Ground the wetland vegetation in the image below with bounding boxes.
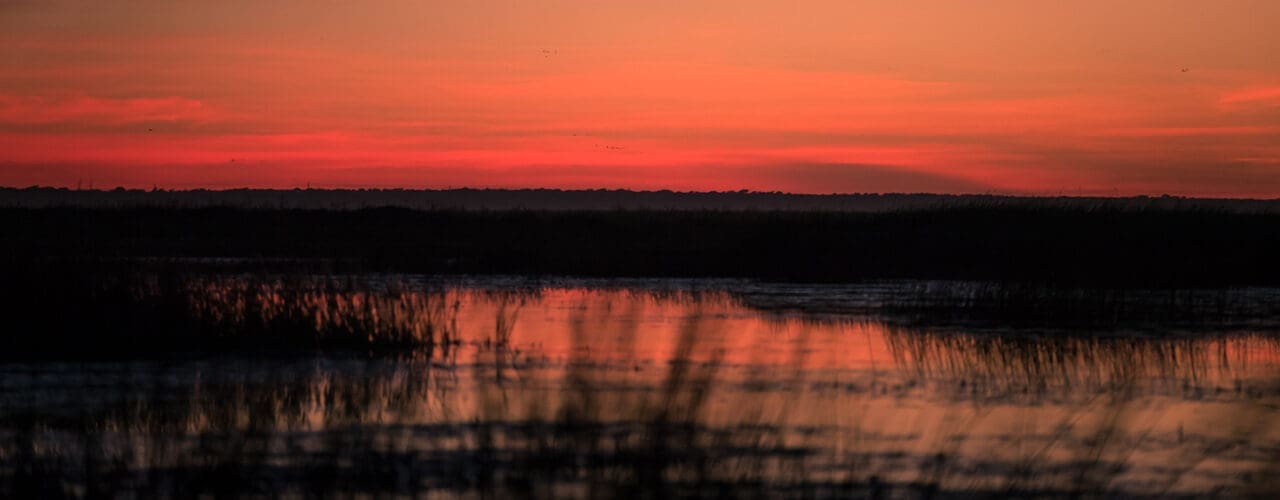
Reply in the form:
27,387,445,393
3,190,1280,497
2,271,1280,497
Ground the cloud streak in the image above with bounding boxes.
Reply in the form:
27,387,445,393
1,1,1279,195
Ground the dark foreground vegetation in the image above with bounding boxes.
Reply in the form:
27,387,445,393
4,193,1280,497
0,264,466,358
4,205,1280,286
3,277,1279,498
4,264,1279,361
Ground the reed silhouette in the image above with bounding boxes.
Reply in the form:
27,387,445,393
2,285,1279,497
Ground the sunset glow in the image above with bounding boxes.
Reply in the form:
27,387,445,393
2,1,1279,195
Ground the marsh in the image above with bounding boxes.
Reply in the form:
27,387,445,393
3,275,1279,498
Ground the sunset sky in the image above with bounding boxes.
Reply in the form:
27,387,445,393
2,1,1278,196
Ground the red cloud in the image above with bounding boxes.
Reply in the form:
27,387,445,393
1219,86,1280,106
0,95,210,125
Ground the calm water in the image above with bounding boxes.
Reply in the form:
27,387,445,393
3,280,1280,497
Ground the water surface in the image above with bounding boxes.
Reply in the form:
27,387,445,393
3,281,1279,497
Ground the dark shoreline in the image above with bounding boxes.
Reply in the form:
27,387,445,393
5,186,1280,212
5,204,1280,287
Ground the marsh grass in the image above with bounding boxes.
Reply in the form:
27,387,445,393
883,326,1280,399
183,275,468,353
2,272,1280,497
4,331,1274,498
0,264,479,358
733,281,1280,331
5,261,1278,361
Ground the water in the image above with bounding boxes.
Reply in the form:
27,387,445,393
3,281,1279,497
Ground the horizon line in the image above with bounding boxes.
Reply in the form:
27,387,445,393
4,185,1280,202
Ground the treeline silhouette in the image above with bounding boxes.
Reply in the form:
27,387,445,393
4,205,1280,287
5,186,1280,212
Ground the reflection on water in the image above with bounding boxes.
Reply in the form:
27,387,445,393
3,283,1280,497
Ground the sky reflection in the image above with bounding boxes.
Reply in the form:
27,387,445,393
3,284,1280,496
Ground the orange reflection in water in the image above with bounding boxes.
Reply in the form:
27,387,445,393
453,288,896,369
411,287,1280,387
400,287,1280,493
18,281,1275,496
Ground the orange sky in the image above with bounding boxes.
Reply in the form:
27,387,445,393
2,1,1279,196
